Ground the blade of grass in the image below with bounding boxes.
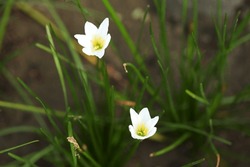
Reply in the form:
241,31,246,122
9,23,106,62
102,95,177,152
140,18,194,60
36,97,63,135
150,133,190,157
67,121,78,167
0,140,39,154
24,146,54,166
158,61,179,122
135,5,150,50
0,126,38,136
81,151,101,167
153,0,170,65
0,0,14,50
0,100,64,117
8,153,37,167
233,11,250,40
0,67,32,104
46,24,68,108
43,0,96,113
230,33,250,51
208,120,220,167
181,158,205,167
35,43,76,68
123,63,160,103
102,0,146,72
185,89,209,105
162,122,231,145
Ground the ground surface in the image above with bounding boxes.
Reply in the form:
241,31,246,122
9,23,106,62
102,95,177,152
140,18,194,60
1,0,250,166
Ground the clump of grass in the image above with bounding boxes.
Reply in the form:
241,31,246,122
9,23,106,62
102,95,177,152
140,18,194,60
1,0,250,166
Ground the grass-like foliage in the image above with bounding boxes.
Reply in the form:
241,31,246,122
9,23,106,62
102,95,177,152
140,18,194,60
1,0,250,166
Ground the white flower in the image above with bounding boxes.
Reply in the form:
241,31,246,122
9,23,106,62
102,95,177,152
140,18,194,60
129,107,159,140
74,18,111,59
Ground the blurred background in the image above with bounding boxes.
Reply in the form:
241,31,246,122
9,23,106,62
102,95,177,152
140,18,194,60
1,0,250,166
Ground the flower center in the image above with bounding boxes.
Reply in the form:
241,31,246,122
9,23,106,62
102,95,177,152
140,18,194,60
92,35,105,51
136,123,148,137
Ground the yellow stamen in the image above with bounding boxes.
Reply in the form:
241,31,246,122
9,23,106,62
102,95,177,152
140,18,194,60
136,123,148,137
91,35,105,51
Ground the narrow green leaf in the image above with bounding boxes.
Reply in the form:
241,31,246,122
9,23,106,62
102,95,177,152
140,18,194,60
102,0,146,72
150,133,190,157
0,0,14,50
0,100,64,117
46,25,68,108
181,158,205,167
0,126,38,136
185,89,209,105
0,140,39,154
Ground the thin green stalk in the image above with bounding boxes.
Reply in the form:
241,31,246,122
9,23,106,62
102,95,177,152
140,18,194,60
82,152,101,167
0,67,32,104
135,5,150,49
67,121,77,167
149,23,161,61
36,97,64,136
185,89,209,105
208,120,220,163
216,0,222,26
46,25,68,108
181,158,205,167
124,62,166,109
119,140,140,166
0,126,38,136
158,61,179,122
150,133,190,157
157,0,170,64
8,153,37,167
163,122,231,145
207,93,223,118
0,100,64,117
135,76,149,108
233,11,250,39
100,61,115,120
231,33,250,51
102,0,146,71
43,0,96,114
0,0,14,50
74,0,89,20
192,0,198,39
25,146,54,166
181,0,189,29
0,140,39,154
123,63,152,92
35,43,76,67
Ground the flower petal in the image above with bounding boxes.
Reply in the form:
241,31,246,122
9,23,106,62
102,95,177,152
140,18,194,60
130,108,139,127
139,107,151,122
85,21,97,36
82,47,93,56
98,18,109,35
146,116,159,130
128,125,137,139
147,127,157,138
103,34,111,49
74,34,91,48
94,49,105,59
